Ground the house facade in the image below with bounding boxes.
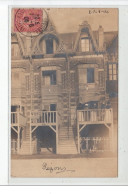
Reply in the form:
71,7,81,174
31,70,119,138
11,19,118,155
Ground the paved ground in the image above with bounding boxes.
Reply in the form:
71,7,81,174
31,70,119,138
11,157,117,178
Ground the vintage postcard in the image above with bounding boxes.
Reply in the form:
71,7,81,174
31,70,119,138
11,8,118,178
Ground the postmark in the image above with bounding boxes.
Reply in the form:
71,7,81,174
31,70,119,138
14,8,48,37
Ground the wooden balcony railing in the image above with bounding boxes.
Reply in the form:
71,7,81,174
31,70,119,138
11,112,26,126
77,108,113,124
31,111,57,125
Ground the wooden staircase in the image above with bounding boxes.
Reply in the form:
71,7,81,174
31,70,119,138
19,124,37,155
19,126,31,155
58,127,77,154
58,92,78,154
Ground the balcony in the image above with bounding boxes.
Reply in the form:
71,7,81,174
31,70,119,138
30,111,58,126
11,112,26,127
77,108,113,125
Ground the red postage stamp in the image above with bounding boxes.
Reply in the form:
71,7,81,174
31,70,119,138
14,8,43,33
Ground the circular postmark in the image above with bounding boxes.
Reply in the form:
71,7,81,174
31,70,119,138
14,8,48,37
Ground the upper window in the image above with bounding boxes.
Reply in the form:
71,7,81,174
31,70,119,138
81,38,90,52
39,34,59,55
87,68,94,83
42,70,56,85
46,39,53,54
108,64,117,80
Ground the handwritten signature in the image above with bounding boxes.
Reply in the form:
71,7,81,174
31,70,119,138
89,9,109,14
42,162,75,174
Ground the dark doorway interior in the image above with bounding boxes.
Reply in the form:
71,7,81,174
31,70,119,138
36,126,56,154
80,124,109,137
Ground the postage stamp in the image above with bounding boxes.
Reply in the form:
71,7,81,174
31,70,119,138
14,8,48,36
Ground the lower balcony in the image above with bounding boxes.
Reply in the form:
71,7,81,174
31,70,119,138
77,108,113,125
11,112,26,127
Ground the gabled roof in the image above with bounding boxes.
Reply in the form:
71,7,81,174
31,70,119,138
58,30,118,51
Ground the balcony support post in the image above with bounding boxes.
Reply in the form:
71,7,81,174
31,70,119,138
111,109,114,152
17,113,20,154
30,113,32,154
56,114,58,154
77,111,80,154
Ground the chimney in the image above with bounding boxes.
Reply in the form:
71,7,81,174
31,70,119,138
98,25,104,52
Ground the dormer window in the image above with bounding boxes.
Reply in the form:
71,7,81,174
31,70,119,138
46,38,53,54
80,33,90,52
39,34,59,55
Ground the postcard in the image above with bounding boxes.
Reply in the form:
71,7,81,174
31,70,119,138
10,8,118,178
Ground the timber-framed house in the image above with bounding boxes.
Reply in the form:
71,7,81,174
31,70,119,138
11,18,118,155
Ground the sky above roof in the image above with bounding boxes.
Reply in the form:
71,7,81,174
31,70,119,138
47,8,118,33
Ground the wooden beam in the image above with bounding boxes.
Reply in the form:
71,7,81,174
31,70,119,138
17,126,20,154
77,111,80,154
30,122,32,154
31,125,38,134
79,124,87,132
56,115,58,154
104,123,111,130
11,126,18,134
49,125,56,133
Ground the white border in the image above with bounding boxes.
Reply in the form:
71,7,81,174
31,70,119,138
0,0,128,185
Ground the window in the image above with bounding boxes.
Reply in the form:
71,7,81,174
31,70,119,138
81,37,90,52
50,104,56,111
108,64,117,80
87,68,94,83
42,70,56,85
46,39,53,54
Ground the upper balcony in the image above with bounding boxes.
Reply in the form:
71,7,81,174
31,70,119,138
11,112,26,127
77,108,113,125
